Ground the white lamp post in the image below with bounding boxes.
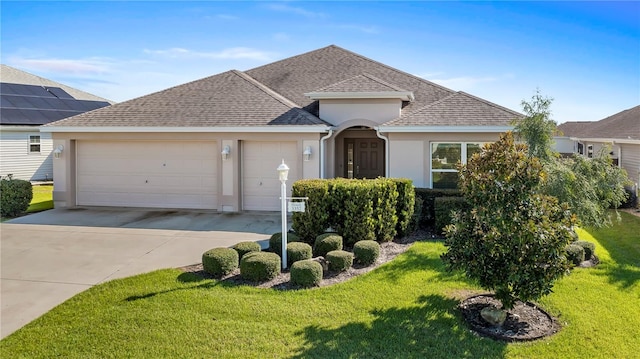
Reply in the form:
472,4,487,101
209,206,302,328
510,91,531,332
277,159,290,269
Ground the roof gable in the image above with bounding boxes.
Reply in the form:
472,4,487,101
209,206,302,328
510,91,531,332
559,105,640,140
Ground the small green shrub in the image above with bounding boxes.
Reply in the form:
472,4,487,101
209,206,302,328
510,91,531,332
202,248,239,277
0,178,33,217
565,244,585,266
269,232,300,255
314,233,343,257
287,242,313,267
353,240,380,266
414,187,462,227
232,241,261,259
240,252,281,282
290,260,323,287
435,197,469,233
574,240,595,260
326,250,354,272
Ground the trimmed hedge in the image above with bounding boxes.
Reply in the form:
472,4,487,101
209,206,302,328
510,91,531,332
574,240,595,260
565,244,585,266
620,185,638,209
290,260,323,287
202,248,239,277
269,232,300,255
292,178,413,245
232,241,261,259
240,252,281,282
314,233,343,257
0,178,33,217
414,188,463,227
326,250,354,272
287,242,313,267
353,240,380,266
434,196,469,233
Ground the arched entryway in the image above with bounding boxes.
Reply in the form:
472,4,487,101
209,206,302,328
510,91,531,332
334,126,385,179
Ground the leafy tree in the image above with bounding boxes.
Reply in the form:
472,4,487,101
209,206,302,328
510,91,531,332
513,89,557,161
441,132,577,310
515,90,629,227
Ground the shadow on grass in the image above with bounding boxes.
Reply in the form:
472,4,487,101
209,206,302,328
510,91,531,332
292,294,506,359
124,272,237,302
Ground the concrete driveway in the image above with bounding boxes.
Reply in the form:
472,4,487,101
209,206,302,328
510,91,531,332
0,208,282,339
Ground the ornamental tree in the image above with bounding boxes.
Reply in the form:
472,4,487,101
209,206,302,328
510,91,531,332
441,132,577,310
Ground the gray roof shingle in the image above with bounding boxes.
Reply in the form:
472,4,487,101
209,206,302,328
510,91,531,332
558,105,640,140
311,73,409,93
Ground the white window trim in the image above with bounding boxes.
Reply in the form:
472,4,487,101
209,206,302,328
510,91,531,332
28,135,41,154
430,142,485,188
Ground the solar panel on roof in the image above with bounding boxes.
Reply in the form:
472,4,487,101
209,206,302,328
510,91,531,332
47,87,74,99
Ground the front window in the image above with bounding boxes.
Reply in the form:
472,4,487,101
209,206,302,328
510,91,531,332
29,135,41,153
431,142,484,189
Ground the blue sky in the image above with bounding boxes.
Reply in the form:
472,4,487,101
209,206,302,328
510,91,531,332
2,1,638,123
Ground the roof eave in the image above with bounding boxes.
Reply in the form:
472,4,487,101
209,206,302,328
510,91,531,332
569,136,640,145
39,125,332,133
304,91,415,101
376,125,514,133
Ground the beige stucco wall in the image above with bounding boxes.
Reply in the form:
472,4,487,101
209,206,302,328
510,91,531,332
51,132,322,211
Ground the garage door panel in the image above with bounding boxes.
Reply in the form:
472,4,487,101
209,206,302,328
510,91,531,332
77,141,218,209
243,141,297,211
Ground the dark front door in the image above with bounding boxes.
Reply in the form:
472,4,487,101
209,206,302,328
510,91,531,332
345,138,385,179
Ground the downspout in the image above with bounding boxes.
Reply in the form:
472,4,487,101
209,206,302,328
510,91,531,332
375,127,390,177
319,129,333,179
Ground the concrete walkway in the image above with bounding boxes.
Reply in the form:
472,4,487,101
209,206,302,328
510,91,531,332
0,208,282,339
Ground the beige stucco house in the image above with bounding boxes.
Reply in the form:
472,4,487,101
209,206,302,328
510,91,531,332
557,105,640,190
42,45,520,212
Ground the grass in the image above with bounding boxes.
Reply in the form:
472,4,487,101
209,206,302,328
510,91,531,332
1,213,638,358
26,185,53,213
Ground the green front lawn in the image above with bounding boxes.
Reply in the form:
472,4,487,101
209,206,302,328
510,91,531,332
1,213,638,358
27,185,53,213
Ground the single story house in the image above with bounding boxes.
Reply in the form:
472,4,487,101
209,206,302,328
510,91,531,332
43,45,521,212
557,105,640,189
0,65,112,181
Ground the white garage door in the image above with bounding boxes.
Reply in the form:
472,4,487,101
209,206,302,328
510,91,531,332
243,141,297,211
77,141,217,209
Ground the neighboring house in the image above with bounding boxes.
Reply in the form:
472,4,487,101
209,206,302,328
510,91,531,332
557,105,640,188
0,65,112,181
43,45,521,212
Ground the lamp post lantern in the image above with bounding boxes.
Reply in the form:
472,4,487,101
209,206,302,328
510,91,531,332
277,159,290,269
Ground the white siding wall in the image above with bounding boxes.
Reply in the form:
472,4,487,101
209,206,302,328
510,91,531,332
319,99,401,126
0,127,53,181
620,143,640,187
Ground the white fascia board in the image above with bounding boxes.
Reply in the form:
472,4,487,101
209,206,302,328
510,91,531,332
376,125,514,133
304,91,415,101
573,137,640,145
40,126,333,133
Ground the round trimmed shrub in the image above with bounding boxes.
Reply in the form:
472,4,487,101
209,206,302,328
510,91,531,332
565,244,585,266
574,240,595,260
290,260,323,287
0,178,33,218
314,233,343,257
202,247,239,277
353,240,380,266
287,242,313,267
240,252,281,282
326,250,354,272
269,232,300,255
233,241,261,259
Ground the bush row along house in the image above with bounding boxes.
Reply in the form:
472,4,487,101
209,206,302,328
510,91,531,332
43,45,524,211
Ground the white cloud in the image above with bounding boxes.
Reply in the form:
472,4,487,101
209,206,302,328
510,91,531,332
215,14,239,20
8,57,111,75
429,76,498,90
143,47,275,61
273,32,291,41
265,3,326,18
335,24,379,34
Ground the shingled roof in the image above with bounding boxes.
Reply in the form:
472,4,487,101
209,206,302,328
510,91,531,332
383,91,521,127
558,105,640,140
46,70,326,128
46,45,520,129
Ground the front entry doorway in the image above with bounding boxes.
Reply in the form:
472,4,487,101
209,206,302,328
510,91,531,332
344,138,385,179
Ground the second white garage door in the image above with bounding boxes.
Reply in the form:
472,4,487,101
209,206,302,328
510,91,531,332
243,141,297,211
77,141,218,209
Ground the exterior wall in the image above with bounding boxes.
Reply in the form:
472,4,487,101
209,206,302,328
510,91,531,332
50,132,322,211
620,143,640,188
319,99,402,127
553,136,576,155
387,132,505,188
0,126,53,181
